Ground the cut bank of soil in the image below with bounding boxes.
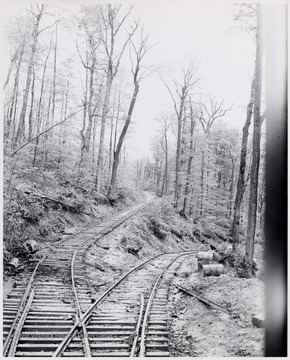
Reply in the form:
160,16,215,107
83,205,199,300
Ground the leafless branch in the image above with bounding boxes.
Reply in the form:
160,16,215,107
9,107,84,158
163,80,179,117
76,41,91,70
38,19,60,35
113,5,134,37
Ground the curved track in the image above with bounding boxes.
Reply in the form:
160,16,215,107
3,196,153,357
3,195,199,357
53,252,196,357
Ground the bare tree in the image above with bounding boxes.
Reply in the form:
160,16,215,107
164,66,199,207
32,35,53,166
198,97,231,216
182,98,196,216
231,72,255,249
14,5,47,147
159,115,170,196
28,67,36,142
77,36,101,169
95,4,138,190
245,4,265,273
109,31,151,196
5,41,25,140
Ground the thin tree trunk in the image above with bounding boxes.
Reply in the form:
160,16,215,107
161,135,168,196
113,95,120,154
109,84,139,196
228,157,235,218
6,43,25,140
95,67,113,190
44,84,53,168
3,49,19,90
109,114,114,175
79,59,89,174
14,6,45,146
33,42,52,167
182,101,196,215
51,23,58,131
28,68,36,142
57,91,65,166
84,57,96,153
174,95,186,207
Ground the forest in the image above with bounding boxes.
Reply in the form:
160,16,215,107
3,3,265,278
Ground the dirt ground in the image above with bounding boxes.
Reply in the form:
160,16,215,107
3,197,265,357
167,255,265,357
83,203,199,300
83,203,265,357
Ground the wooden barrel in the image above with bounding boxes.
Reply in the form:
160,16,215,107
213,251,222,262
197,251,214,261
202,264,224,276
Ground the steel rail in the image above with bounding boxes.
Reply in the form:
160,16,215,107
52,251,196,357
130,294,144,357
175,284,232,314
139,252,193,357
3,196,152,357
3,249,50,356
65,196,154,357
71,250,91,357
7,290,35,357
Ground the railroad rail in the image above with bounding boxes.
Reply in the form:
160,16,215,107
3,194,154,357
3,194,199,357
52,252,197,357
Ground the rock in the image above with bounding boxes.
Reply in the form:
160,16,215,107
24,240,39,253
9,257,19,269
63,227,77,235
251,314,265,328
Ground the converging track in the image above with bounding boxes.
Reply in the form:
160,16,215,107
3,195,198,357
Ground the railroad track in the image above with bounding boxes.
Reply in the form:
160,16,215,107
3,194,199,357
3,195,153,357
53,252,197,358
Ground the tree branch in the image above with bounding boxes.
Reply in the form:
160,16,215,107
9,107,84,158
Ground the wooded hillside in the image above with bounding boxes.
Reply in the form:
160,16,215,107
4,4,266,276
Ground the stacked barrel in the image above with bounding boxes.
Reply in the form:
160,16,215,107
197,251,225,277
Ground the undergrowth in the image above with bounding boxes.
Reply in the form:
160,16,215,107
3,164,144,266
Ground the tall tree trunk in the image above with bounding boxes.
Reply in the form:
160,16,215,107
109,83,139,196
200,148,205,217
28,68,35,142
113,96,120,154
84,57,96,153
51,23,58,130
33,43,52,167
231,74,255,250
95,66,113,190
6,43,25,140
174,94,186,207
245,4,263,272
161,133,168,196
44,84,53,169
182,101,196,215
79,60,89,175
109,114,114,175
14,6,45,146
227,157,236,218
109,94,119,175
3,49,19,90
